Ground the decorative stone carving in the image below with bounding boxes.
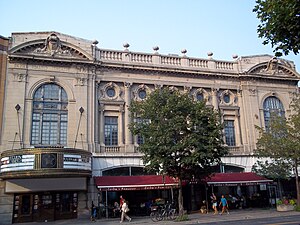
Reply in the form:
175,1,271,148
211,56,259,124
248,57,296,77
14,73,27,82
133,84,151,101
77,66,88,73
99,82,122,100
168,86,178,92
124,82,132,88
34,33,71,57
193,88,211,104
249,89,256,95
264,57,278,75
183,86,192,93
219,90,238,106
76,77,86,86
154,84,163,90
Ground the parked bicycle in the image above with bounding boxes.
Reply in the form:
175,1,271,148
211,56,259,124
150,202,177,222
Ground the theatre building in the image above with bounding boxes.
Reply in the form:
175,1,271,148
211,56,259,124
0,31,299,224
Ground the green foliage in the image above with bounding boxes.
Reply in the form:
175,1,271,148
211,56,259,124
129,87,228,181
252,159,292,180
295,205,300,211
253,0,300,56
255,93,300,206
175,214,189,222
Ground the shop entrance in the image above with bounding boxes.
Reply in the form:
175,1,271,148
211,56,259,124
12,192,78,223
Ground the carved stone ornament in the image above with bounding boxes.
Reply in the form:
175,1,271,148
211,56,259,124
76,77,86,86
264,57,278,75
248,57,297,77
219,90,238,106
99,82,122,100
14,73,27,82
34,33,71,57
133,84,151,101
193,88,211,104
154,84,163,90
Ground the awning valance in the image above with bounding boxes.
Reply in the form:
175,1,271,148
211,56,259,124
206,172,273,186
94,175,178,191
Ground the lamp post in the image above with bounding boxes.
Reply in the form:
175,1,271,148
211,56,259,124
15,104,22,148
74,107,84,148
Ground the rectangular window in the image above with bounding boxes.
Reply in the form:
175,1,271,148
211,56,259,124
104,116,118,146
224,120,236,146
31,113,40,145
136,118,146,145
41,114,58,145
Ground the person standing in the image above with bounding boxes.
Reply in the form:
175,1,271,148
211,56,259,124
211,193,218,215
120,199,132,223
219,195,229,215
91,201,97,222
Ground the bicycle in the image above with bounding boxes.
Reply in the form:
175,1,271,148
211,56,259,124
150,205,161,222
150,202,177,222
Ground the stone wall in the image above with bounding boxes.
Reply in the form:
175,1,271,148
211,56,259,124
0,180,13,225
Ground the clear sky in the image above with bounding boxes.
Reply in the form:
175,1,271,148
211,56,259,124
0,0,299,71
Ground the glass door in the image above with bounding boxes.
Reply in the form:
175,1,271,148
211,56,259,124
12,194,33,223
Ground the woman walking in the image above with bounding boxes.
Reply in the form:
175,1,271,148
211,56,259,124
120,199,132,223
211,193,218,214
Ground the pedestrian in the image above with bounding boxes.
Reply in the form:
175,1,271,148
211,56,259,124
90,201,97,222
120,199,132,223
113,201,120,217
211,193,218,214
219,195,229,215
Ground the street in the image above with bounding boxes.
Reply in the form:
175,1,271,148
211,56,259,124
192,215,300,225
16,209,300,225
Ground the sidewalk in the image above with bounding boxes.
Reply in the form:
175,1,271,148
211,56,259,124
23,208,300,225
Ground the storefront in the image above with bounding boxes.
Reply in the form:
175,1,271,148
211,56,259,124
0,148,92,224
94,175,178,218
12,191,78,223
206,172,273,208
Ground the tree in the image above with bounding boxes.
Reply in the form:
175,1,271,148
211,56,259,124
252,159,292,198
255,93,300,206
129,87,228,216
253,0,300,56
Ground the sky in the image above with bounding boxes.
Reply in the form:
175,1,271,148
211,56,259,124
0,0,299,71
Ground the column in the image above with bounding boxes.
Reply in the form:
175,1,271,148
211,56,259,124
124,82,133,152
211,88,219,110
99,103,104,148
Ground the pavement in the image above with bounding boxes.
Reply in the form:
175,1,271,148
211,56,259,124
22,208,300,225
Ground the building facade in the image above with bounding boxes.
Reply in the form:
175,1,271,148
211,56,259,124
0,31,299,224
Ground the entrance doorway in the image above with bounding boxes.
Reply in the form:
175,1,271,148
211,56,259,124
12,192,78,223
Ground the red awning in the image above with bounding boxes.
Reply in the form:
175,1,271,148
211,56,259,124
206,172,272,186
94,175,178,191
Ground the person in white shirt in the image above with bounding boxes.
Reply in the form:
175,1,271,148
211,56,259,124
120,200,132,223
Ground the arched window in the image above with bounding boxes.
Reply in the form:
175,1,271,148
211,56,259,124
31,83,68,146
263,96,285,131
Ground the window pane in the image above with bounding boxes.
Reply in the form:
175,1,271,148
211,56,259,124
263,97,285,131
104,116,118,146
31,84,68,146
224,120,236,146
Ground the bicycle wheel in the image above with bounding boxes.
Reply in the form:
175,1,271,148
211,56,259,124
156,210,164,221
168,209,177,220
150,211,159,222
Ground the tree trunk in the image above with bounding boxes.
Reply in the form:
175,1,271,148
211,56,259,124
177,178,184,216
295,160,300,207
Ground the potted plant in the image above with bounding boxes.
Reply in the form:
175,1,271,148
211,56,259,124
276,198,296,211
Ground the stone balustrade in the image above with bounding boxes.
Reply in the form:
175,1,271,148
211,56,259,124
98,49,237,72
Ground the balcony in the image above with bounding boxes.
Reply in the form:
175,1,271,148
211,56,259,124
0,147,92,179
227,146,248,155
